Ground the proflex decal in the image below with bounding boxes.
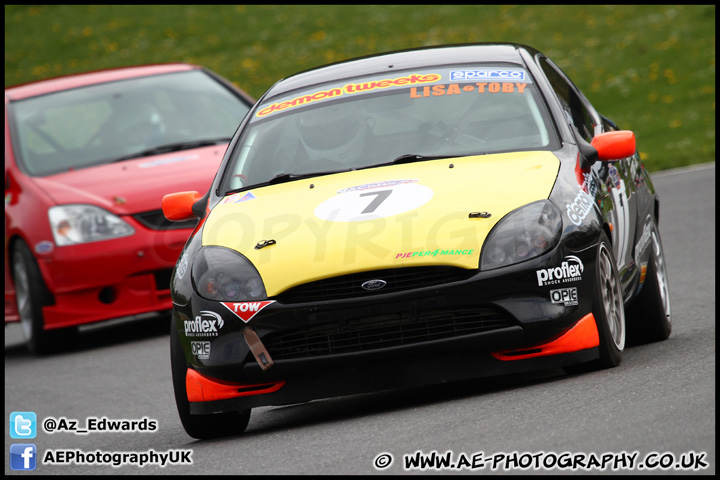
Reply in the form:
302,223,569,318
536,255,584,286
184,311,224,337
220,301,275,323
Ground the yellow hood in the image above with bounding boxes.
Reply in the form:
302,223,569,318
202,151,559,296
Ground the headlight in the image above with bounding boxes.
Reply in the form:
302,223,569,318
480,200,562,271
192,246,267,301
48,205,134,246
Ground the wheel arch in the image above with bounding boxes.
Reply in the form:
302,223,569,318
8,234,56,305
602,222,613,247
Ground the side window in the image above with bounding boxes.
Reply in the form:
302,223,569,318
539,57,597,142
601,116,618,132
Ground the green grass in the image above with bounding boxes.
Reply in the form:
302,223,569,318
5,5,715,172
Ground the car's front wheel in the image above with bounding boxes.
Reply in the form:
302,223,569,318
11,240,74,355
593,233,626,368
170,322,251,439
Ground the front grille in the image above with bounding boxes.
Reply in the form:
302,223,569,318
277,266,476,303
133,209,199,231
263,307,512,360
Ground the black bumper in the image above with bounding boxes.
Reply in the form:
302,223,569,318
176,244,600,413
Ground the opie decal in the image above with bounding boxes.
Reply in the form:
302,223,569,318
191,341,211,360
550,287,578,306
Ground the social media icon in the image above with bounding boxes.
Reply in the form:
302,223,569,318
10,412,37,439
10,444,37,471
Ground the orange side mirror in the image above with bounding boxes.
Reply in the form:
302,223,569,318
591,130,636,161
162,191,203,221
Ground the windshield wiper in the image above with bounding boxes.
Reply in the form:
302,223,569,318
390,153,463,165
267,168,353,185
108,137,232,163
223,168,354,196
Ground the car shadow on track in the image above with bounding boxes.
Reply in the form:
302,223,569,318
4,311,171,358
188,367,570,444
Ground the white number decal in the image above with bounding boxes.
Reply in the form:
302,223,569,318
315,183,433,222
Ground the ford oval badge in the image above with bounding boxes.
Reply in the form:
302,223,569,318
361,279,387,291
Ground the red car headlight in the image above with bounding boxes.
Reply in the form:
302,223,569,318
48,204,134,246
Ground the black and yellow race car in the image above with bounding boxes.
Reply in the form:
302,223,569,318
163,43,671,439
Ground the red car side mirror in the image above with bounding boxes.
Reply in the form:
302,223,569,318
591,130,636,161
162,191,203,221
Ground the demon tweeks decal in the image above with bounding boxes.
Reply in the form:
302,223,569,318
257,73,441,117
220,300,275,323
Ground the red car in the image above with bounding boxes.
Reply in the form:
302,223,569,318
5,64,254,354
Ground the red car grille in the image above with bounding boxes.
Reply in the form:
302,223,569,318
133,209,198,231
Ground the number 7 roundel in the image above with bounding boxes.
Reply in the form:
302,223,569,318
314,182,433,222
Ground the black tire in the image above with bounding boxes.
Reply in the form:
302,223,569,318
593,234,626,368
11,240,75,355
627,223,672,344
566,233,625,374
170,322,251,439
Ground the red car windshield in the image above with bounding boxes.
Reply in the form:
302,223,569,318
9,70,251,176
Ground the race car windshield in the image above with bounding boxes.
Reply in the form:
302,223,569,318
9,70,251,177
223,65,560,193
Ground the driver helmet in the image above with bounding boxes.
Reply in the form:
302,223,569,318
298,103,366,165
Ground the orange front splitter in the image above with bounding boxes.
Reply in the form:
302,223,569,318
186,369,285,402
492,313,599,361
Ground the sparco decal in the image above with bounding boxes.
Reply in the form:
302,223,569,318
566,188,595,226
220,301,276,323
536,256,584,286
184,311,224,337
449,69,526,81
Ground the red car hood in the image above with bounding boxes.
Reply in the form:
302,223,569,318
31,145,227,214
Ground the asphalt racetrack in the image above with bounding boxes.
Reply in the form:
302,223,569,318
5,163,715,475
